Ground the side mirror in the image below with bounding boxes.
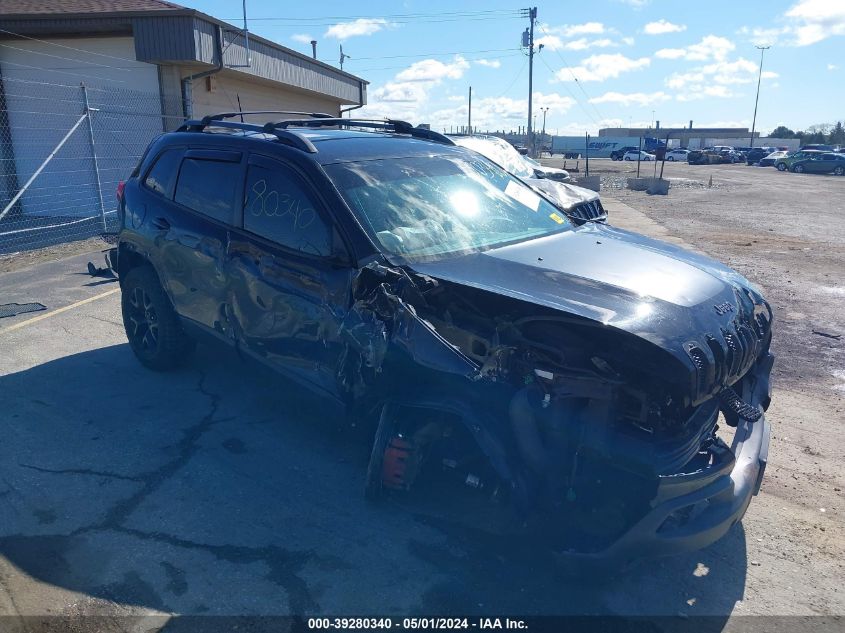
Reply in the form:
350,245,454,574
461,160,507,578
534,169,547,179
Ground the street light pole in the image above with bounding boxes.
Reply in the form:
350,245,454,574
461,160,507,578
541,106,549,155
750,45,770,149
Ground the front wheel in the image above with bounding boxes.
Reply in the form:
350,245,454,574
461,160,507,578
624,157,631,161
834,166,844,176
776,163,787,171
121,266,194,370
793,164,805,173
668,156,675,161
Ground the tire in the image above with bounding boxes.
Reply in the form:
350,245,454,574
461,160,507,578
121,265,194,370
834,166,844,176
776,162,787,171
793,164,805,173
668,156,675,161
624,156,631,161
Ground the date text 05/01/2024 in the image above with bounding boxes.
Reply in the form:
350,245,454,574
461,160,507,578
307,618,529,630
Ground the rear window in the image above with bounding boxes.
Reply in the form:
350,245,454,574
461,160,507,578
174,158,240,224
144,148,182,198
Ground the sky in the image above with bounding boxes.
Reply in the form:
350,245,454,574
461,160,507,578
185,0,845,136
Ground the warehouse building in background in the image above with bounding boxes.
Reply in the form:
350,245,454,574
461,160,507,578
0,0,367,253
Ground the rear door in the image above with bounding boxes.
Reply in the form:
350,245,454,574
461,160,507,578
158,148,243,331
226,153,354,398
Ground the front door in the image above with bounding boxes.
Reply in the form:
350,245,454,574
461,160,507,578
225,153,353,397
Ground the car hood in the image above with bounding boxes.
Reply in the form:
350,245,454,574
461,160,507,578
409,223,771,395
522,178,598,209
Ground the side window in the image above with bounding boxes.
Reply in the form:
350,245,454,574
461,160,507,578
174,158,240,223
144,148,182,198
243,161,332,257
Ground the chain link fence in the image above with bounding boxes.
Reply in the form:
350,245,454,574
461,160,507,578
0,76,184,254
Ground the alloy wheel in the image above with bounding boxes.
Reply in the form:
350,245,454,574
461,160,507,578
126,286,159,352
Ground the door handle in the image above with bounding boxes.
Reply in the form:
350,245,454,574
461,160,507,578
152,217,171,231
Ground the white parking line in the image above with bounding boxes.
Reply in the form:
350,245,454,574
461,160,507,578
0,287,121,335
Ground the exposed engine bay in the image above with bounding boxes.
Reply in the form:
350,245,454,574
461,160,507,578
338,259,773,555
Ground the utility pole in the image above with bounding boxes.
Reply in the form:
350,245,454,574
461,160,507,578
468,86,472,134
522,7,537,157
749,45,770,148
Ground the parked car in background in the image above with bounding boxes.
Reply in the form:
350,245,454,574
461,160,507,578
687,149,727,165
774,149,824,171
623,150,654,161
789,152,845,175
759,150,788,167
610,146,640,161
116,112,773,562
450,135,604,222
513,144,529,155
666,148,690,161
745,147,776,165
798,144,835,152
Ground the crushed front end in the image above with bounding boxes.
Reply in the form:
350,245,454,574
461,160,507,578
343,250,774,562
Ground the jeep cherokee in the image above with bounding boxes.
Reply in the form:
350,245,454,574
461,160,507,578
115,113,773,562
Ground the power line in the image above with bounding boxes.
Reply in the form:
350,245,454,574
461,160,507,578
332,47,521,62
536,53,600,126
235,10,522,21
495,56,529,99
537,24,606,124
354,53,522,74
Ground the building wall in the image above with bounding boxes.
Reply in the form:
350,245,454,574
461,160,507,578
0,36,162,219
182,69,342,121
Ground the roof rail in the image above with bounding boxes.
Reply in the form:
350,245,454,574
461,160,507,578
179,119,317,153
199,111,334,125
264,118,455,146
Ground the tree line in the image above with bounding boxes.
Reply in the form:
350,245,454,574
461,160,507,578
769,121,845,146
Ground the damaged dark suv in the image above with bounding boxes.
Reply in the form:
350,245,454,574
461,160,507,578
116,113,773,562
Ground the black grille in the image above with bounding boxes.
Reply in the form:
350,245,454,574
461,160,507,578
686,307,770,402
569,200,607,222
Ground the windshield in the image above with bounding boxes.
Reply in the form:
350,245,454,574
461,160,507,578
325,154,571,259
450,137,535,178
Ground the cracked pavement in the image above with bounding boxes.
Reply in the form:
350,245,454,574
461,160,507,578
1,172,842,626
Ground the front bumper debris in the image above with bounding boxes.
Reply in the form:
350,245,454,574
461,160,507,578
560,353,773,562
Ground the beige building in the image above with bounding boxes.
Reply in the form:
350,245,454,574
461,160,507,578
0,1,367,247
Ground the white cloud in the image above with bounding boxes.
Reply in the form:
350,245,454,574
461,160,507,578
554,53,650,82
535,34,618,52
553,22,606,37
359,56,471,122
395,56,469,82
785,0,845,45
665,55,778,97
656,35,736,62
589,91,671,107
828,63,839,70
655,48,687,59
371,81,428,104
324,18,392,40
427,91,577,130
618,0,651,8
622,36,636,46
474,59,501,68
738,0,845,47
643,20,687,35
675,85,736,101
291,34,314,44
